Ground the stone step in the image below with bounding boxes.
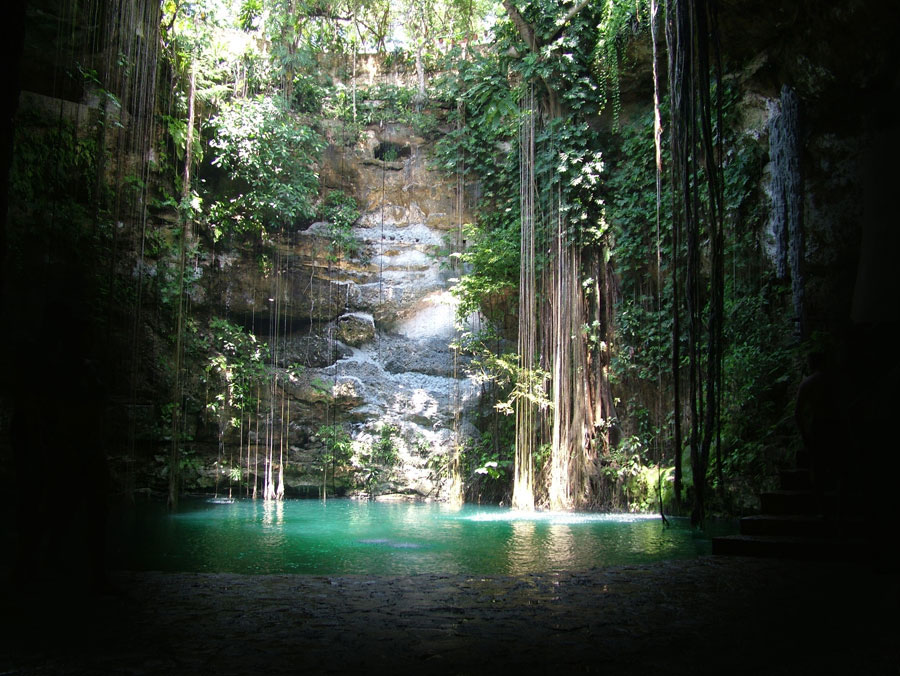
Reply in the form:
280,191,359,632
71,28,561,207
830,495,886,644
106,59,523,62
739,514,829,537
711,534,859,560
759,489,835,515
779,468,812,491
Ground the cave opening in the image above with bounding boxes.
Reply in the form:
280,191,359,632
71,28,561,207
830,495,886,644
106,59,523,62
374,141,411,162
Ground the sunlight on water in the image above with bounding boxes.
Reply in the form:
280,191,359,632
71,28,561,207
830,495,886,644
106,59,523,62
112,498,730,576
460,510,659,524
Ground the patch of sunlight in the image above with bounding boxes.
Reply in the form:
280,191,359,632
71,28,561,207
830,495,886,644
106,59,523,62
397,290,457,339
460,511,660,525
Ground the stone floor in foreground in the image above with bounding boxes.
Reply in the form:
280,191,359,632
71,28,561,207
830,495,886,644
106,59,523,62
2,555,897,675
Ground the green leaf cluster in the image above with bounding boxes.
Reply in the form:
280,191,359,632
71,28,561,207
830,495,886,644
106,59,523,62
318,190,364,261
207,96,325,238
369,423,400,466
316,423,354,465
203,317,270,418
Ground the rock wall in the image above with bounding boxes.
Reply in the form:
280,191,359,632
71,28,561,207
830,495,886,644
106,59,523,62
196,121,480,500
611,0,898,349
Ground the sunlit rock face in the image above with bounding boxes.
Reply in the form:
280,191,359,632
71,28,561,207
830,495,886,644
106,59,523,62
203,121,479,500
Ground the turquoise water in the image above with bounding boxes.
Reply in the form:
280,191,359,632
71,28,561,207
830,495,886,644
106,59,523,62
112,498,729,575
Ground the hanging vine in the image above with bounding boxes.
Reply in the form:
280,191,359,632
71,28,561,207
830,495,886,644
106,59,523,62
512,83,538,511
501,0,612,510
665,0,725,526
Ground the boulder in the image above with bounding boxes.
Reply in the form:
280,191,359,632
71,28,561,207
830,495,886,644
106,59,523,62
335,312,376,346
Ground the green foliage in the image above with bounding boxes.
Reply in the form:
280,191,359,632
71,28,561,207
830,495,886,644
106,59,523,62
153,235,203,310
8,110,106,232
179,447,204,473
315,422,354,497
321,83,357,126
318,190,363,261
292,71,327,113
460,416,515,502
717,277,799,490
433,17,610,328
207,95,325,238
238,0,263,31
355,83,413,123
602,79,801,510
203,317,269,421
162,113,206,172
432,50,519,203
354,422,401,497
474,460,510,480
316,423,354,465
334,82,440,137
451,222,519,323
431,51,521,338
287,362,306,379
310,377,332,398
598,435,673,513
468,427,515,481
536,117,607,245
462,350,550,417
593,0,651,131
369,423,400,466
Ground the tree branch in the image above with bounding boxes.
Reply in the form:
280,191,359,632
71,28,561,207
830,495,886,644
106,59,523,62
501,0,540,52
502,0,592,117
502,0,592,53
546,0,592,45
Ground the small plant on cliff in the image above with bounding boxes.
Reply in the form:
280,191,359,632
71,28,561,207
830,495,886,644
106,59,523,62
315,423,353,500
355,423,401,499
371,423,400,466
318,190,363,262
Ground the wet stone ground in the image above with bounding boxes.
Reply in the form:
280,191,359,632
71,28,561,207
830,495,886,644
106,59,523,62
1,556,898,675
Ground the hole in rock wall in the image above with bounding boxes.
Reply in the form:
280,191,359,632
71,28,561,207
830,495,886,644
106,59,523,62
230,312,313,338
374,141,411,162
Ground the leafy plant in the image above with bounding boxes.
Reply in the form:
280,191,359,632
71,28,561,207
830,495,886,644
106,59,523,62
318,190,363,261
315,423,354,498
354,422,400,498
370,423,400,466
316,424,354,465
203,317,269,416
207,96,324,238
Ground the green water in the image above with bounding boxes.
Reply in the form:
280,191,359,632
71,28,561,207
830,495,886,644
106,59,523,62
111,498,731,575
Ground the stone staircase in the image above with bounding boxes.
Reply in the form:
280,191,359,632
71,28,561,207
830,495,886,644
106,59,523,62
712,456,863,559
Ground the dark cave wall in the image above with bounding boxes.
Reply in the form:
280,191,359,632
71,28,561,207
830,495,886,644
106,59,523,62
717,0,898,509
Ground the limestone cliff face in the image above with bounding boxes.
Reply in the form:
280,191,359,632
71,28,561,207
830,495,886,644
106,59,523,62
195,121,479,500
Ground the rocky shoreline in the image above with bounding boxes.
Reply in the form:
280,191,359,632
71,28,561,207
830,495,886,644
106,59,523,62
2,555,897,675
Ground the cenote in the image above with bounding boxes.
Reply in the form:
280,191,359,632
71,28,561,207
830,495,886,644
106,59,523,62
112,498,733,576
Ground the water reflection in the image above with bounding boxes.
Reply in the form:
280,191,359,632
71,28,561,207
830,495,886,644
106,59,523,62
546,524,575,570
262,499,284,528
507,519,537,574
113,499,732,575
